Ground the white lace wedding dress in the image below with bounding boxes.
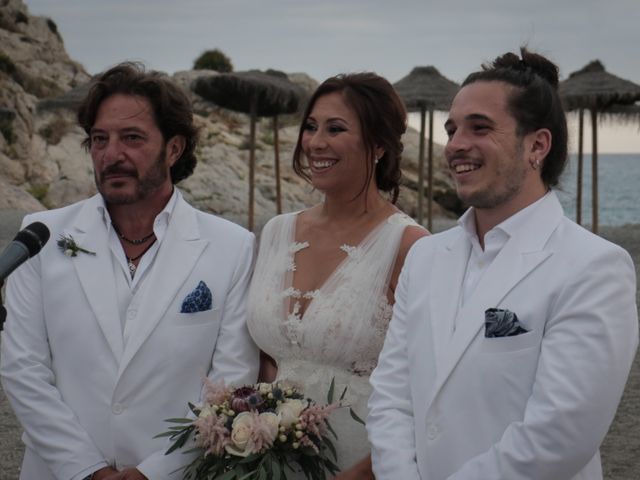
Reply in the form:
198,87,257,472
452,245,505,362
247,211,415,474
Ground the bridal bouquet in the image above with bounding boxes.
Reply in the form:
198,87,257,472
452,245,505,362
157,379,361,480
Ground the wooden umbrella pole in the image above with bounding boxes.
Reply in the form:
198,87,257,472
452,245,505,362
273,116,282,214
576,109,584,225
427,108,434,232
248,95,257,232
591,109,598,234
417,105,426,225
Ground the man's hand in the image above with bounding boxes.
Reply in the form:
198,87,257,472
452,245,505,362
103,468,148,480
333,455,375,479
90,467,119,480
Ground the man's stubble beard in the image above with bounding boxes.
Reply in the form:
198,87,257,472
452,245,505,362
96,147,170,205
458,141,527,210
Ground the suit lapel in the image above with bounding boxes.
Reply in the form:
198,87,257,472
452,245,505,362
70,195,124,360
428,230,470,371
117,197,208,376
429,192,564,404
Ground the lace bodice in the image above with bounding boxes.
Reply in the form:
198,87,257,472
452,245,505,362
247,211,416,472
248,211,414,377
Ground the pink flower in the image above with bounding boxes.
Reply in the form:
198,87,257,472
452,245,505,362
194,412,230,456
299,403,339,438
230,386,264,412
202,378,232,406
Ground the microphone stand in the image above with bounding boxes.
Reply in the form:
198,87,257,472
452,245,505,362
0,280,6,331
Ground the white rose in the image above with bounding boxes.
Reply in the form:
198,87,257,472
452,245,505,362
259,412,280,441
227,412,253,456
276,399,306,428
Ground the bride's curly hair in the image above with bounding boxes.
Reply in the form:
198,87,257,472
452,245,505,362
292,72,407,204
461,47,568,187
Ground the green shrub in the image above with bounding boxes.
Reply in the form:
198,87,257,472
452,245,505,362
193,49,233,73
0,118,15,144
46,18,62,41
261,130,274,146
0,52,17,75
28,184,49,202
15,11,28,24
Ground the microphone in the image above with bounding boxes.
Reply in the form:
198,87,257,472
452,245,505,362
0,222,50,282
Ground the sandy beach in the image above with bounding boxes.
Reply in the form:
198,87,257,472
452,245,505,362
0,211,638,479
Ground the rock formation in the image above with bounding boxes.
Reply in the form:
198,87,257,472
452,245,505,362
0,0,460,231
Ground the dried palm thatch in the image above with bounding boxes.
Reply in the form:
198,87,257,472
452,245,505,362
194,70,305,230
394,66,459,111
193,69,303,117
394,66,459,230
560,61,640,111
599,102,640,124
559,60,640,233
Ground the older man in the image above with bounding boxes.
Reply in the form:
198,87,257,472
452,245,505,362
1,63,258,480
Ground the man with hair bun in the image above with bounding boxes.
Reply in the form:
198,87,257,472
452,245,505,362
367,48,638,479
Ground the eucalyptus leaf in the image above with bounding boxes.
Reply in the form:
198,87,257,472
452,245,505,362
323,435,337,461
327,377,335,403
349,407,365,425
339,386,348,401
217,470,238,480
165,417,194,423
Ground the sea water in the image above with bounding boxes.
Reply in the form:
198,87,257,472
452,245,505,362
556,153,640,227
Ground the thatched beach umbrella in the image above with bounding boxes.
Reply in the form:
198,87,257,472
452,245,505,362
394,66,458,230
559,60,640,233
194,69,304,230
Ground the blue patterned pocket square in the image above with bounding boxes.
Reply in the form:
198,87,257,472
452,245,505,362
485,308,528,338
180,281,213,313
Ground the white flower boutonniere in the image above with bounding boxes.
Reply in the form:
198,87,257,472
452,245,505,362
57,234,96,257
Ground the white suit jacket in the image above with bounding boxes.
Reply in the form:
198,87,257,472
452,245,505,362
368,191,638,480
0,192,259,480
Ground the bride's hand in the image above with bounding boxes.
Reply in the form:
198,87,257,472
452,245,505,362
257,350,277,382
333,455,375,479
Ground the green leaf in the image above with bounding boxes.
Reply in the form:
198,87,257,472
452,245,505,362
165,417,194,423
339,385,348,401
325,420,338,439
323,435,337,461
238,470,256,480
238,452,261,464
258,464,267,480
271,458,282,480
327,377,335,404
349,407,366,425
217,470,238,480
164,426,195,454
323,457,340,474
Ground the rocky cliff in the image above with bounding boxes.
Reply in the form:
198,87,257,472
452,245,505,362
0,0,460,231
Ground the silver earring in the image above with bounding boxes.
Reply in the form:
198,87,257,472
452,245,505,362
530,158,540,170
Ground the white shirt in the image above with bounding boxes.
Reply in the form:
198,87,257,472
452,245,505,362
96,189,179,344
458,192,552,309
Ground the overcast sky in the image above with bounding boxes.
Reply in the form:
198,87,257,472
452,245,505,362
25,0,640,153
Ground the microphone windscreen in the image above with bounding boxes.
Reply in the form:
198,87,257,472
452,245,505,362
14,222,50,257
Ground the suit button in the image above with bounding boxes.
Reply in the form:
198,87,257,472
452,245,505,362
127,309,137,320
427,424,439,440
112,403,124,415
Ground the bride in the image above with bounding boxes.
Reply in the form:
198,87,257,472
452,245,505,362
247,73,428,479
